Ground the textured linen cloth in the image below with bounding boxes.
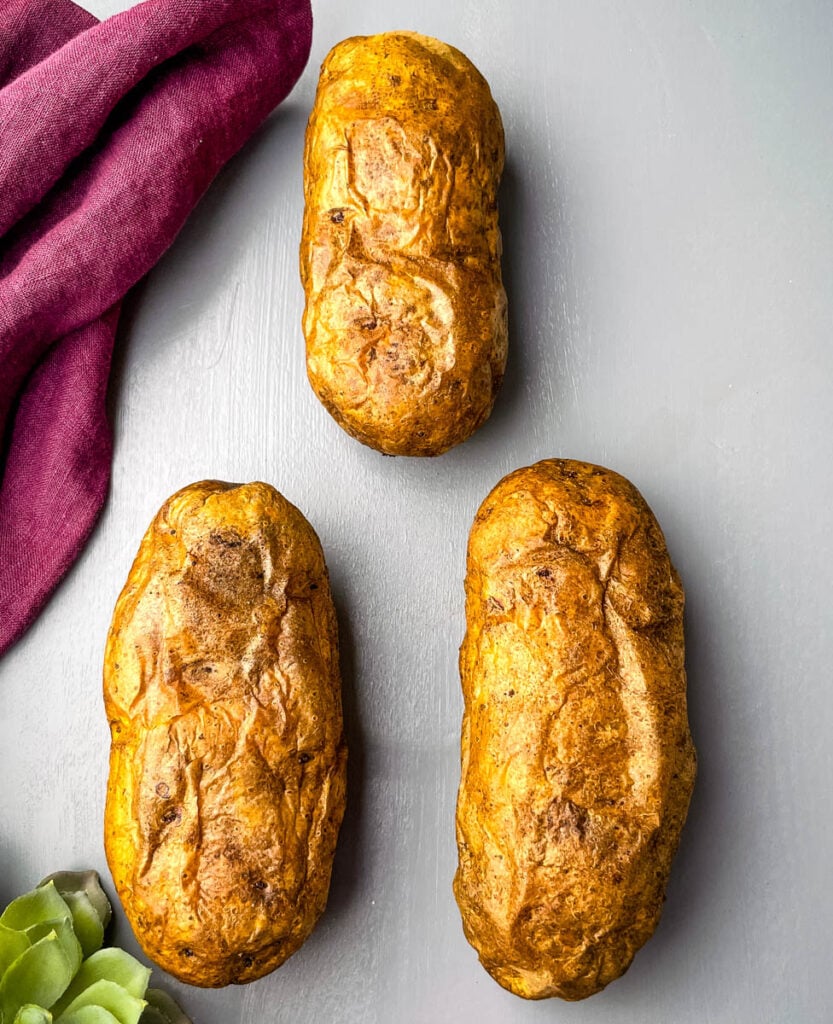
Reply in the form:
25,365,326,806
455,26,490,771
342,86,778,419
0,0,312,656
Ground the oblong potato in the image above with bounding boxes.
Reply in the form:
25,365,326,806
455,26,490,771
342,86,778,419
300,32,507,457
454,459,696,1000
104,481,347,987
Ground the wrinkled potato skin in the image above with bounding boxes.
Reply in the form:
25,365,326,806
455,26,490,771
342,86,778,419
455,460,696,1000
104,482,347,987
301,32,507,457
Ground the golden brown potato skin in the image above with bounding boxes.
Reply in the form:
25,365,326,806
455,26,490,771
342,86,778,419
103,481,347,987
300,32,507,457
455,459,696,1000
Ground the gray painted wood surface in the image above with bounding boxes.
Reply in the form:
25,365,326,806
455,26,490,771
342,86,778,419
2,1,831,1021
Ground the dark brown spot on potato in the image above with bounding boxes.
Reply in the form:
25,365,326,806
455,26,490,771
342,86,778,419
547,798,588,842
209,530,242,548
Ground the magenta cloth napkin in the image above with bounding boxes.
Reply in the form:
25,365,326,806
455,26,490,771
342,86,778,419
0,0,312,657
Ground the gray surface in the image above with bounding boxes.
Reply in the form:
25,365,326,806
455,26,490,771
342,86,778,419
1,1,831,1021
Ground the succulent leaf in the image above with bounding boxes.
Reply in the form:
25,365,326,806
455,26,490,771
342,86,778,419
0,932,74,1021
50,950,150,1018
0,925,30,978
54,897,103,963
133,1011,165,1024
53,1010,121,1024
53,981,145,1024
1,885,71,933
13,1006,52,1024
140,992,191,1024
22,921,81,981
37,877,110,934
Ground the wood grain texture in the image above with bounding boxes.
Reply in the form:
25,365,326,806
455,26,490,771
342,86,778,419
1,1,832,1022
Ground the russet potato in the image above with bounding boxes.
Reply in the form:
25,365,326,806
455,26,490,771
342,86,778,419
301,32,507,456
104,481,346,987
455,459,696,1000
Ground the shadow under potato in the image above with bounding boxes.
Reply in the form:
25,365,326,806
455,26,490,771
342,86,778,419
652,580,729,946
492,157,532,432
321,583,366,924
460,149,570,461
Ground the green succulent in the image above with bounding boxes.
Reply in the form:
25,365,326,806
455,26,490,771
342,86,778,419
0,873,190,1024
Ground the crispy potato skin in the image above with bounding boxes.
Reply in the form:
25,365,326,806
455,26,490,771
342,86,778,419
300,32,507,456
104,482,347,987
454,460,696,1000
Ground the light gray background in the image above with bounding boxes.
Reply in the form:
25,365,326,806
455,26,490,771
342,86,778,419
1,1,831,1021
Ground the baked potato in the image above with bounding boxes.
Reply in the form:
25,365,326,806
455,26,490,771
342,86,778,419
103,481,347,987
454,459,696,1000
300,31,507,456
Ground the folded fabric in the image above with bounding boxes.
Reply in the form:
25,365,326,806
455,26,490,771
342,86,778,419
0,0,312,657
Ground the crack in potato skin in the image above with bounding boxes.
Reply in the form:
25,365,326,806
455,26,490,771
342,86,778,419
104,481,347,987
454,459,697,1001
301,32,507,457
